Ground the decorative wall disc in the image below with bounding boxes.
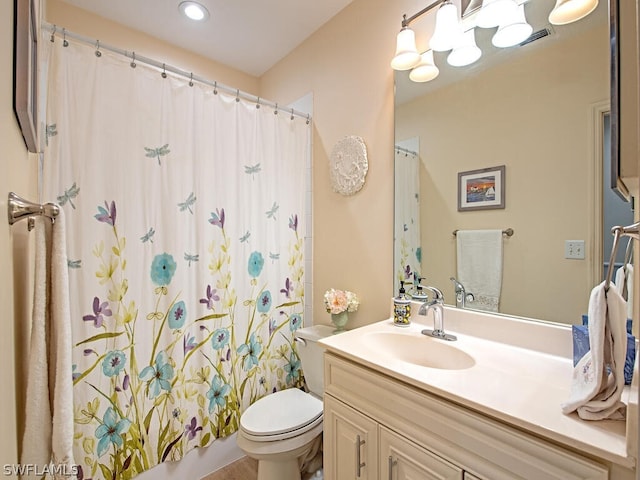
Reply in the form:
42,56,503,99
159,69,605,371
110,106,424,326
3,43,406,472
329,135,368,196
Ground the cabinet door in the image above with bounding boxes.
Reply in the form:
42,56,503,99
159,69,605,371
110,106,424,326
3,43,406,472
380,426,462,480
324,394,378,480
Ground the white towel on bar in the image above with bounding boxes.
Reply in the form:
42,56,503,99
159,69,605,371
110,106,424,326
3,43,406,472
21,211,76,479
20,217,53,480
614,263,634,320
456,229,503,312
561,281,627,420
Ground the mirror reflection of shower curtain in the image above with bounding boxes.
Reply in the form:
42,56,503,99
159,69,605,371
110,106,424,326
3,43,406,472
42,37,309,479
394,145,421,291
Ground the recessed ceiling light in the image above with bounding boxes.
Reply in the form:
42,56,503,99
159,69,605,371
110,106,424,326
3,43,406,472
179,1,210,21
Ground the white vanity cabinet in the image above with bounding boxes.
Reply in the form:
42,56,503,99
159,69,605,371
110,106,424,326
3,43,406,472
325,393,462,480
323,352,612,480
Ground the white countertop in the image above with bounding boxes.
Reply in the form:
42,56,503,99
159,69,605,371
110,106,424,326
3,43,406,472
319,305,638,468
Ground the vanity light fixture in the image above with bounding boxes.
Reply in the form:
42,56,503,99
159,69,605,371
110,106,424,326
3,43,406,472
391,0,461,71
179,1,210,21
393,0,598,83
548,0,598,25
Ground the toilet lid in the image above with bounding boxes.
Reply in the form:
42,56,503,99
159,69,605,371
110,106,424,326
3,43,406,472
240,388,323,438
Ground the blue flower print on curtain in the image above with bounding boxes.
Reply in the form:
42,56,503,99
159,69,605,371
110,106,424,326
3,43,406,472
45,40,309,479
66,200,306,479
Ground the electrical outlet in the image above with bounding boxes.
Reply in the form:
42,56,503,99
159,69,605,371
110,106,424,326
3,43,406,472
565,240,585,259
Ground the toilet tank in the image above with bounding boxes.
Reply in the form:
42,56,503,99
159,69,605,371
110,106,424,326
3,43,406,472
295,325,334,396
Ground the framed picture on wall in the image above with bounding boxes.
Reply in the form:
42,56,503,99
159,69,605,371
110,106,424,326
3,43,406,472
458,165,505,211
13,0,39,153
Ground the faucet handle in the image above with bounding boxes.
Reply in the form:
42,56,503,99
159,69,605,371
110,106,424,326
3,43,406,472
450,277,464,292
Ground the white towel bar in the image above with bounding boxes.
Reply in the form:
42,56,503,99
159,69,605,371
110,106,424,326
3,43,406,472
452,228,513,237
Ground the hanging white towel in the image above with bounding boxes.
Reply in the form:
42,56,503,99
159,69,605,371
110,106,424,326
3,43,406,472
561,281,627,420
20,218,53,480
456,229,503,312
614,263,634,320
21,211,76,479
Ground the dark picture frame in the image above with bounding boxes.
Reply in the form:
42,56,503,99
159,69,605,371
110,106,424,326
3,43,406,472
13,0,39,153
458,165,505,211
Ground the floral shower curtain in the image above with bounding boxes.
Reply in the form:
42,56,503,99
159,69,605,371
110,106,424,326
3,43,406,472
394,149,421,290
43,38,309,480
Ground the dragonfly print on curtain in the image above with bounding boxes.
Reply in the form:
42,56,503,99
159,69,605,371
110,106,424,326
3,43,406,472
43,38,309,480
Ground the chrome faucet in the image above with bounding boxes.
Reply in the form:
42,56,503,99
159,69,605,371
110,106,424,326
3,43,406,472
418,286,457,341
450,276,474,309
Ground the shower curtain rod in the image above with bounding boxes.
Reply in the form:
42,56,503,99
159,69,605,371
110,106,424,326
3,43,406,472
395,145,418,157
42,22,312,123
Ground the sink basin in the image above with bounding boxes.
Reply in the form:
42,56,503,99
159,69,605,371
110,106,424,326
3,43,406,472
362,331,476,370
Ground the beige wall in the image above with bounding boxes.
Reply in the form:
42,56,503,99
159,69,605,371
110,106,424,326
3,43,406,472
395,24,609,324
260,0,429,329
1,1,40,476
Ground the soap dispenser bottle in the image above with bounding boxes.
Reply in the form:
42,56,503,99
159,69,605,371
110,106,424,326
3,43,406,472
393,281,411,327
412,277,429,302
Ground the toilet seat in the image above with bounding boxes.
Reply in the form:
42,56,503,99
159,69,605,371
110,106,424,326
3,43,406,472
240,388,323,442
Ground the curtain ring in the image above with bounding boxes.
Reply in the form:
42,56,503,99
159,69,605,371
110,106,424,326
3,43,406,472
213,81,218,95
50,25,56,43
274,103,279,115
189,72,194,87
235,89,240,102
130,52,137,68
290,108,294,121
161,63,167,79
256,97,261,109
95,40,102,57
62,28,68,47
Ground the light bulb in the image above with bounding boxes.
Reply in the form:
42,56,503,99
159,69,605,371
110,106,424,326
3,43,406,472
447,30,482,67
549,0,598,25
391,27,421,70
430,1,463,52
410,51,440,82
492,5,533,48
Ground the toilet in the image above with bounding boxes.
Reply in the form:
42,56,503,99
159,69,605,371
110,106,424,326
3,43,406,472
236,325,333,480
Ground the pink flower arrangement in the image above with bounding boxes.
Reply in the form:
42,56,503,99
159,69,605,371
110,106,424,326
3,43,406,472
324,288,359,314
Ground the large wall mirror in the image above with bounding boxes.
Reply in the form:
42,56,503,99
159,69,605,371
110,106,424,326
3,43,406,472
394,0,635,325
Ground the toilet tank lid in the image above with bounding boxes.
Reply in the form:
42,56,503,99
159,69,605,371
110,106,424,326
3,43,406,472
295,325,334,342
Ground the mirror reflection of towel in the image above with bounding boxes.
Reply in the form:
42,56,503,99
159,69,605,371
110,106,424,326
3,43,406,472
456,229,503,312
561,282,627,420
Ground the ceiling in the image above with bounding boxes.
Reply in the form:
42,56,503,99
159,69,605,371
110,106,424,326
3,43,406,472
58,0,354,77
